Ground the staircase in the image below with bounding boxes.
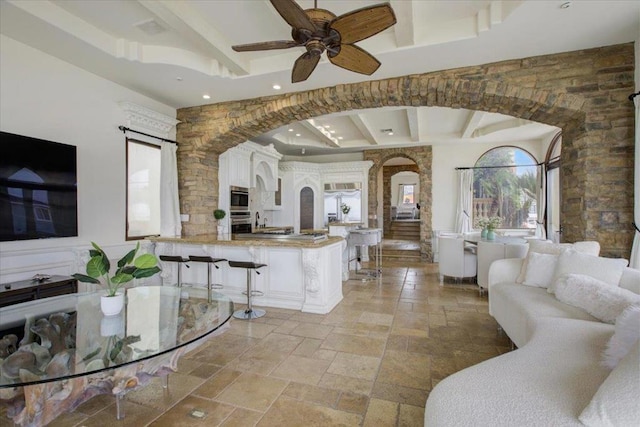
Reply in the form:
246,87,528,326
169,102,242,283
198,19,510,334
386,220,420,240
382,220,422,260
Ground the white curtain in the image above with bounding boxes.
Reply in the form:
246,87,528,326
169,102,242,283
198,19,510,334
535,164,547,240
630,97,640,269
160,142,181,237
455,169,473,234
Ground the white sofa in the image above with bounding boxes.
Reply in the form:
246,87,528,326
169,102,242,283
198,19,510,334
425,251,640,426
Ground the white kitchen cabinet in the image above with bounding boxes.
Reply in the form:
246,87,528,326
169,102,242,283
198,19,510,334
225,148,252,188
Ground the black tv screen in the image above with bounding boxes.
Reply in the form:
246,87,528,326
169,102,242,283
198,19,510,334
0,131,78,241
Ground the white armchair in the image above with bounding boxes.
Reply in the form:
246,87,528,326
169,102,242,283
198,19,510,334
438,237,477,283
477,241,528,291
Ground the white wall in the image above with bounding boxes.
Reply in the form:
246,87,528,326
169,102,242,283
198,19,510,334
0,35,176,282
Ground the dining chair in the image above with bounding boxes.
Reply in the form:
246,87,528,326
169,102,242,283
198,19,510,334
438,236,477,283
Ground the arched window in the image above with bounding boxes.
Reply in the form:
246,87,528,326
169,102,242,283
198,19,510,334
473,146,538,230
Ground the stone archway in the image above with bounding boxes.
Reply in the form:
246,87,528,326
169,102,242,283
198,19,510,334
177,43,635,258
382,164,419,236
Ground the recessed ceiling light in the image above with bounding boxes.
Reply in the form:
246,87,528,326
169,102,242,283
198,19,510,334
301,148,306,154
288,128,294,132
388,132,394,136
338,136,344,140
325,125,330,128
330,130,336,134
202,94,210,99
273,84,281,90
296,133,301,137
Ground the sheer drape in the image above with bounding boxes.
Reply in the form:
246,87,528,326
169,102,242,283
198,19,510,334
160,142,181,237
455,169,473,234
630,97,640,269
535,164,547,240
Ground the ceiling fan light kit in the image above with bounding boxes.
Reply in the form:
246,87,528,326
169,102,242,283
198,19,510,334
232,0,397,83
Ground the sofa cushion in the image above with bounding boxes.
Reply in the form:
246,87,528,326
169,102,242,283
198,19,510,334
425,318,613,427
579,342,640,427
490,283,599,347
553,274,640,324
550,250,628,290
603,305,640,368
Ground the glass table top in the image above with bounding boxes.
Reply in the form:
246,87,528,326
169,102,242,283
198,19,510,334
0,286,233,388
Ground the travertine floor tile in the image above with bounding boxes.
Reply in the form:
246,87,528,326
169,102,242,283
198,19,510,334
149,395,235,427
377,350,431,390
399,403,425,426
289,322,334,339
326,352,381,381
257,396,362,427
319,373,374,395
281,382,340,407
215,372,288,412
126,373,205,410
362,398,398,427
321,332,386,357
270,354,331,384
220,408,263,427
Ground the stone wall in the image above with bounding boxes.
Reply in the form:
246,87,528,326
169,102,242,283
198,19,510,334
177,43,635,258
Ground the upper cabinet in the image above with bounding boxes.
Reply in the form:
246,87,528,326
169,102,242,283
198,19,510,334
226,148,252,188
219,141,282,193
251,143,282,191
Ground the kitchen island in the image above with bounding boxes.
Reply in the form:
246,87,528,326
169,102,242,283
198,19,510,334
150,234,345,314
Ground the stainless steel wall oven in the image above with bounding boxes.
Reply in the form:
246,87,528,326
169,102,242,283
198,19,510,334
230,186,249,211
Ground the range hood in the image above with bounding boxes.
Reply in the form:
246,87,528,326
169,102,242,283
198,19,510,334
324,183,361,191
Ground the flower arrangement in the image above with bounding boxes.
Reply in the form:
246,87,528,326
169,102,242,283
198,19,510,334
476,216,501,230
73,242,161,297
340,203,351,215
486,216,502,230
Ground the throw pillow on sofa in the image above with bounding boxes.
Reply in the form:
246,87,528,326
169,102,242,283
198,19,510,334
521,252,558,288
603,305,640,369
579,342,640,427
516,240,571,283
553,274,640,324
548,249,628,293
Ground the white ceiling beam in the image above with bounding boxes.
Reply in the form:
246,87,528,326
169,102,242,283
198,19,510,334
349,115,380,145
301,120,341,147
406,108,419,142
472,118,533,138
461,111,485,139
137,0,249,76
390,0,415,47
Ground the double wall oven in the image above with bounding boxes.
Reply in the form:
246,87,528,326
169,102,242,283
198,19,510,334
229,186,251,234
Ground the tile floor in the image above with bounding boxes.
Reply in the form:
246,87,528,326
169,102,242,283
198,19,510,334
47,259,511,427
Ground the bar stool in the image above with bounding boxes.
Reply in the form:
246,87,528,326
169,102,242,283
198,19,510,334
188,255,227,303
158,255,189,288
228,261,267,319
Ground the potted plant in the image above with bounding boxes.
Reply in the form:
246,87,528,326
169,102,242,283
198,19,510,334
340,203,351,222
214,209,226,234
73,242,161,316
476,217,489,238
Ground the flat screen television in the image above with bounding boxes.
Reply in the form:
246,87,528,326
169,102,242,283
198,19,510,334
0,131,78,241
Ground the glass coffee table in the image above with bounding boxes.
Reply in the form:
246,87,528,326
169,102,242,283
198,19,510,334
0,286,233,426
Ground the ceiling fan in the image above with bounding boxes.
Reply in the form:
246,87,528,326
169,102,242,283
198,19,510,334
232,0,397,83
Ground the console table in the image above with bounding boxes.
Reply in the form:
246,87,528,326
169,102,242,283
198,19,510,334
0,275,77,308
0,286,233,426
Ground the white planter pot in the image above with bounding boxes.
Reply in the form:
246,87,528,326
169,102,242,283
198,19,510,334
101,292,124,316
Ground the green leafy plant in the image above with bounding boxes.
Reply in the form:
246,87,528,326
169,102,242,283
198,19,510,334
73,242,161,297
213,209,226,220
340,203,351,215
486,216,502,230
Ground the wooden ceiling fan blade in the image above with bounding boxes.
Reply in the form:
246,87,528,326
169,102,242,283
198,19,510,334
270,0,317,33
232,40,299,52
329,44,380,75
292,52,320,83
330,4,396,44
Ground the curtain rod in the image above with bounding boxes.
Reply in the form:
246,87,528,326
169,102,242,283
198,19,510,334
118,126,178,145
456,163,542,170
629,91,640,101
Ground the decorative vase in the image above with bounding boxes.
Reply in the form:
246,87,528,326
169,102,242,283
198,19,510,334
101,292,124,316
481,228,488,239
343,214,349,223
486,229,496,241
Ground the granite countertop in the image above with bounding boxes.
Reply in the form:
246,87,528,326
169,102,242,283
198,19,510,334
328,222,364,227
150,234,344,248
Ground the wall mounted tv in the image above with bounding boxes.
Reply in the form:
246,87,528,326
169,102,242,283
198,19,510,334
0,131,78,242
